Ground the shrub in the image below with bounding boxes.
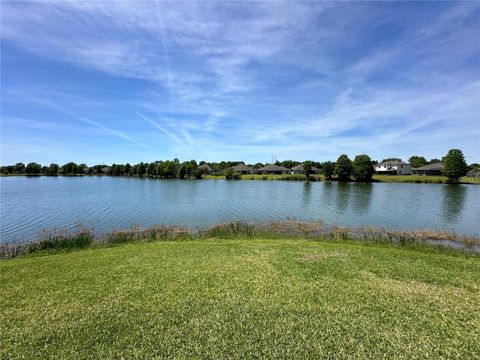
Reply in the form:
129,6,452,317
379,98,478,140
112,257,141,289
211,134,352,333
224,169,241,180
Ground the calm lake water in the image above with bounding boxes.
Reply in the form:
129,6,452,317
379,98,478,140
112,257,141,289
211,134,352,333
1,176,479,243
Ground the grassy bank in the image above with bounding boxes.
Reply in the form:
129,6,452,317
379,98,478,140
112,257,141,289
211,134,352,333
205,173,480,184
2,222,479,259
1,238,479,359
373,175,480,184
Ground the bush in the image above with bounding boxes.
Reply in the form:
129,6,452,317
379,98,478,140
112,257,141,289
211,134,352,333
224,169,241,180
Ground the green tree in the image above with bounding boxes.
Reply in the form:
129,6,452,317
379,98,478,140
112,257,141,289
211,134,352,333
25,162,41,175
163,161,176,178
303,161,313,181
137,162,146,176
61,162,78,175
185,160,197,179
1,166,13,174
78,163,87,174
352,154,374,182
147,163,156,177
224,168,241,180
408,156,428,169
322,161,335,180
130,165,138,176
13,163,25,174
47,163,59,176
177,164,187,179
442,149,467,183
334,155,352,181
124,163,131,175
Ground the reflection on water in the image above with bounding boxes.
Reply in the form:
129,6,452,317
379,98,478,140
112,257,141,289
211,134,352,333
441,185,466,222
351,183,373,215
302,182,312,206
335,183,350,214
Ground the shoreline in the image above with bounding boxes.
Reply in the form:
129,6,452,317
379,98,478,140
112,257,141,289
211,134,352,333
2,173,480,184
2,221,479,259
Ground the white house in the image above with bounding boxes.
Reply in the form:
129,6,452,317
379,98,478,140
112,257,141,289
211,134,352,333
374,160,411,175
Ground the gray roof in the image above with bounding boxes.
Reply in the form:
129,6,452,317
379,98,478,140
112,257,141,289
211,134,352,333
377,160,408,166
231,164,253,172
258,164,290,171
198,164,212,171
291,164,320,171
413,162,443,171
101,166,111,174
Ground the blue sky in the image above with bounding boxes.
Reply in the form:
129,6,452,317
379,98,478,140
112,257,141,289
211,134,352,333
1,1,479,165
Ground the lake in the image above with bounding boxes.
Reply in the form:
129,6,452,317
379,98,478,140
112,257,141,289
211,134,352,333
1,176,479,243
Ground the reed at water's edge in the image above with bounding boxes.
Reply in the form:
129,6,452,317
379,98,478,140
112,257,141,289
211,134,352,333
1,221,479,259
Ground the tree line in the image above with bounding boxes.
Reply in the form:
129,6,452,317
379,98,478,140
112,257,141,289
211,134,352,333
1,148,474,183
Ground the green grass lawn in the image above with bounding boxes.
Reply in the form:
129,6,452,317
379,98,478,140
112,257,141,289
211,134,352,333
205,173,480,184
373,175,480,184
1,239,479,359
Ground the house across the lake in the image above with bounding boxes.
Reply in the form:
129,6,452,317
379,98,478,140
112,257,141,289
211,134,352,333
198,163,212,174
412,163,443,176
230,163,254,174
257,164,290,174
374,160,411,175
467,168,480,178
290,164,321,174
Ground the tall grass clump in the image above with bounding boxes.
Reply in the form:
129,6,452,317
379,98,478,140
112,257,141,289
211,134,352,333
2,221,478,260
202,222,257,238
0,227,94,259
104,225,190,245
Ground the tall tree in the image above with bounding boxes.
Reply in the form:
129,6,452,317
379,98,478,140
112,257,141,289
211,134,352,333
25,162,41,175
124,163,131,175
61,162,78,175
13,163,25,174
303,161,313,181
177,164,187,179
352,155,374,182
78,163,88,174
334,155,352,181
322,161,335,180
408,156,428,169
442,149,467,183
137,162,146,176
47,163,59,176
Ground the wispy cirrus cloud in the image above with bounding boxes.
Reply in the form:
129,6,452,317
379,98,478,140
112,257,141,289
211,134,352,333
1,1,479,164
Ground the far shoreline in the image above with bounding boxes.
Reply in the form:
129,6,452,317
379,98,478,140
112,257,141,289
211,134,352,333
2,173,480,184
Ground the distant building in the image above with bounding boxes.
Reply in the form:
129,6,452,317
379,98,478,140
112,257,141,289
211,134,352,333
198,163,212,174
257,164,290,174
466,169,480,178
412,163,443,176
290,164,321,174
230,163,254,174
374,160,411,175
